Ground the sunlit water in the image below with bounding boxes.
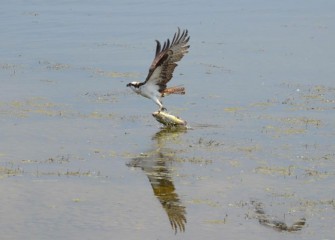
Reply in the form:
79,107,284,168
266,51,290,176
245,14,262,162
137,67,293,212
1,1,335,239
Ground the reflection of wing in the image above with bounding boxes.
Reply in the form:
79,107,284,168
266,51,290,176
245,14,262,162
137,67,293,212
148,156,186,233
154,186,187,233
127,152,187,233
251,200,306,232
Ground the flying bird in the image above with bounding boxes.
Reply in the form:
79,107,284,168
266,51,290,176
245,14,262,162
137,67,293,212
127,28,190,111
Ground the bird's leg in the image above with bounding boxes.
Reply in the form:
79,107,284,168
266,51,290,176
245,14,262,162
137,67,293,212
154,98,167,112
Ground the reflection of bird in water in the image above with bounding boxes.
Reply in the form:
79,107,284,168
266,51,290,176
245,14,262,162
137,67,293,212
251,200,306,232
127,128,187,233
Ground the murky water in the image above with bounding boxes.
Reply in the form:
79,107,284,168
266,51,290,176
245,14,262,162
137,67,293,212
1,1,335,239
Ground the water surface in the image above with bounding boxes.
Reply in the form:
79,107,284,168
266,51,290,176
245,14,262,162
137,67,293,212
1,1,335,239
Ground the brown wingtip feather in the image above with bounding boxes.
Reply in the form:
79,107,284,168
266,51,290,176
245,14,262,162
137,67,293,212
145,28,190,84
155,28,190,56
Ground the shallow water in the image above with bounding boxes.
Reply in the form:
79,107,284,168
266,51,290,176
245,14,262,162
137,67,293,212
1,1,335,239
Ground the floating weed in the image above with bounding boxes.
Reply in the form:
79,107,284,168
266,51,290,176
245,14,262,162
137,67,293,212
83,91,127,104
0,166,23,178
188,199,220,208
255,165,295,176
21,155,71,165
34,169,104,178
303,169,332,180
64,170,92,177
229,160,240,167
196,137,223,147
205,218,227,224
251,101,274,108
87,111,115,119
280,83,335,110
47,63,70,70
38,60,71,70
280,117,322,127
174,156,213,165
83,67,140,79
1,97,67,118
1,63,20,70
298,199,335,211
21,159,39,164
46,155,70,164
228,200,249,208
266,190,295,198
105,71,140,78
321,153,335,160
237,144,261,153
262,125,306,136
282,128,306,135
224,107,245,113
17,155,107,178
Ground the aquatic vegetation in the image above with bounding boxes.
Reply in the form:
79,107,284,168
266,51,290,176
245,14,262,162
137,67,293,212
255,165,295,176
82,66,140,79
0,165,23,178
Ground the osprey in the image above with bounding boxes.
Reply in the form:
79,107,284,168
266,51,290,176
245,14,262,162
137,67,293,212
127,28,190,111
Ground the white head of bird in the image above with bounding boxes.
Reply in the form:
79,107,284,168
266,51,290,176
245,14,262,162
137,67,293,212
126,81,142,94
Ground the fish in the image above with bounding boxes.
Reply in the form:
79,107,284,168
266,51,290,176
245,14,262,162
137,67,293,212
152,111,187,127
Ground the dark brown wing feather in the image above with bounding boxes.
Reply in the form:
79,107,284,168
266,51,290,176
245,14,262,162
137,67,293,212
144,28,190,91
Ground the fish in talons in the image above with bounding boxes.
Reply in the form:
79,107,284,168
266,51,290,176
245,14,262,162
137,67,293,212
152,111,187,128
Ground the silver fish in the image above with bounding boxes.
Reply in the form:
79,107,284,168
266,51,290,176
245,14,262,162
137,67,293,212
152,111,187,127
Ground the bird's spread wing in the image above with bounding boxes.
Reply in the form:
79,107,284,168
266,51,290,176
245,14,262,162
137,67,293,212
144,28,190,92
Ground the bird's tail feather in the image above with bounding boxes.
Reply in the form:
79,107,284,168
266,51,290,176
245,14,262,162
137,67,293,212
162,86,185,96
